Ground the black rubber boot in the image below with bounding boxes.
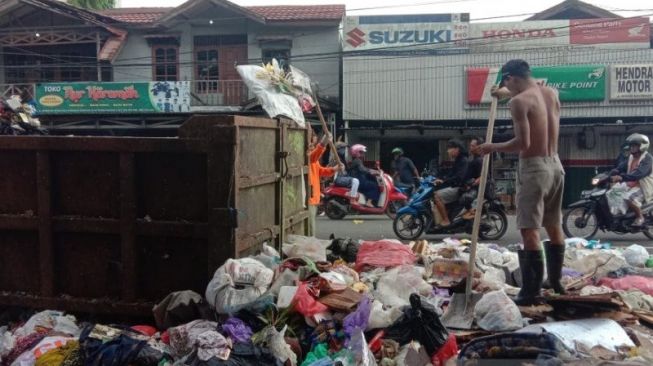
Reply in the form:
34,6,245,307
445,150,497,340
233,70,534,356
544,241,566,295
514,250,544,306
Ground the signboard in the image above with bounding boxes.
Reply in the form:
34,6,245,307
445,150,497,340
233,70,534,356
35,81,191,114
610,64,653,100
468,18,650,50
469,21,569,51
467,65,606,104
343,14,469,52
570,18,650,46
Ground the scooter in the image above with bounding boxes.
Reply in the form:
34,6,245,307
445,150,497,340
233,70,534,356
392,177,508,241
323,167,408,220
563,172,653,239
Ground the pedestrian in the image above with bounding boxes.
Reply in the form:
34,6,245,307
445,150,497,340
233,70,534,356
391,147,420,191
308,131,344,236
474,59,566,305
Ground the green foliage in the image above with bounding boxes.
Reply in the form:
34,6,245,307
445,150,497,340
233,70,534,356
68,0,115,10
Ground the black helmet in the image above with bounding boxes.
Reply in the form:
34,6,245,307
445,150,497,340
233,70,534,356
447,139,465,150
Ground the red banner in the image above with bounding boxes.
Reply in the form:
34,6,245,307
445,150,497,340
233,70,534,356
570,18,650,45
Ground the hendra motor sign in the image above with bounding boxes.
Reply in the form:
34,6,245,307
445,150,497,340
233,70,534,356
610,65,653,100
343,14,469,52
466,65,606,104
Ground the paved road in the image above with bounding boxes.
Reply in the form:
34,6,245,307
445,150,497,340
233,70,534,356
316,214,652,248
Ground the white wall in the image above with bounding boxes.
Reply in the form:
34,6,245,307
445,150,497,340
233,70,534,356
112,31,152,82
248,26,341,101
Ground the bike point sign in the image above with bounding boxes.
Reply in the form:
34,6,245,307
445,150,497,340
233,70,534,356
467,65,606,104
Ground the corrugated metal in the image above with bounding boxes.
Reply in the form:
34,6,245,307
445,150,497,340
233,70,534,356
343,48,653,121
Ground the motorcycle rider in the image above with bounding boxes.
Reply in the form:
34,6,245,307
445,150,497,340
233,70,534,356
614,142,631,169
432,139,469,227
350,144,380,207
610,133,653,227
461,136,486,220
391,147,420,193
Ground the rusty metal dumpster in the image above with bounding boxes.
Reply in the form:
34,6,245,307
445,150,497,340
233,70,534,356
0,115,309,316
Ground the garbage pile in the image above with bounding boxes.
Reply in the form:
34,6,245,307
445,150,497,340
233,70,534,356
1,235,653,366
0,95,47,136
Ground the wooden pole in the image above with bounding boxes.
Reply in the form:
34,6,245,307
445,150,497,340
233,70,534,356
465,97,498,307
313,93,342,166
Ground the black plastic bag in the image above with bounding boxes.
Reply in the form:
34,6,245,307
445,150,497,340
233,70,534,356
385,293,448,355
327,236,359,263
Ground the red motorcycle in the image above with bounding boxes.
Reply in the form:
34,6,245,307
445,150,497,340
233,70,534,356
323,168,408,220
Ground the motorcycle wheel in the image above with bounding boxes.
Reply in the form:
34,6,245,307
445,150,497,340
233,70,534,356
385,200,407,220
393,212,425,241
479,208,508,241
644,228,653,240
563,207,599,239
325,198,347,220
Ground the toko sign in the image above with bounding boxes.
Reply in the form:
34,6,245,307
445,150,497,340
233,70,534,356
343,14,469,52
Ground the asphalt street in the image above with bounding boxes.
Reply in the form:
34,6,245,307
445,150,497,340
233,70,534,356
315,214,653,249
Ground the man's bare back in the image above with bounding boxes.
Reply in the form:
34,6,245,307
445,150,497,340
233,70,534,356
509,84,560,158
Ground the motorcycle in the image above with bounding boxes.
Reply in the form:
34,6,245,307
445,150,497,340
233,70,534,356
323,168,408,220
563,172,653,240
392,176,508,241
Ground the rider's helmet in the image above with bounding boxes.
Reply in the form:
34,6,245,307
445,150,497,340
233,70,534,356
350,144,367,158
391,147,404,156
626,133,650,152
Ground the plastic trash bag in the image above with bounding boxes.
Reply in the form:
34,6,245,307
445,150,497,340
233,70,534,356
301,343,329,366
269,269,300,297
343,297,372,340
153,290,213,330
367,300,403,331
348,329,377,366
624,244,650,267
474,290,523,332
566,248,627,278
599,275,653,296
205,258,274,314
11,336,74,366
607,183,629,215
236,61,306,127
431,334,458,366
219,318,252,344
355,240,417,271
251,243,281,270
255,325,297,366
1,326,15,359
293,282,329,316
385,293,449,355
168,320,219,358
13,310,66,338
283,236,330,262
375,266,432,308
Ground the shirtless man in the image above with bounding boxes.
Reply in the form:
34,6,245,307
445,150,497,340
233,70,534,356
474,59,566,305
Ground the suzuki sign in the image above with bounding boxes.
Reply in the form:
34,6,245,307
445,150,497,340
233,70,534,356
343,14,469,52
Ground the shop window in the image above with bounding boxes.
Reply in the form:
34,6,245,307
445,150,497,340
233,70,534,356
195,48,219,92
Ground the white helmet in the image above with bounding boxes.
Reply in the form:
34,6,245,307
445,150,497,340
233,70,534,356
626,133,650,152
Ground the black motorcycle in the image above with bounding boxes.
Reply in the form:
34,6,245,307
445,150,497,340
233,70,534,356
563,172,653,240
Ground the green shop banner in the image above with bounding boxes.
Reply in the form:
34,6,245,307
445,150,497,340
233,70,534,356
468,64,606,104
35,81,192,114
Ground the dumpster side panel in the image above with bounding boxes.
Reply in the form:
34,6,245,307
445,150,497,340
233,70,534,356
0,116,309,316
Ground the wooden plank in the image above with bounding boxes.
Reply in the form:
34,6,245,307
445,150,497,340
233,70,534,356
52,217,120,233
0,136,207,153
36,151,54,297
135,221,209,238
0,293,152,317
120,153,137,302
0,215,38,230
235,225,280,254
239,173,278,189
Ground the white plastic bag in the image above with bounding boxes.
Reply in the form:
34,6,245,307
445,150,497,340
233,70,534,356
474,290,523,331
366,300,402,331
0,327,15,359
624,244,650,267
567,248,627,277
348,329,377,366
374,265,432,308
11,336,74,366
205,258,274,314
236,62,305,127
259,325,297,366
282,235,330,262
13,310,65,338
607,183,629,216
251,243,281,270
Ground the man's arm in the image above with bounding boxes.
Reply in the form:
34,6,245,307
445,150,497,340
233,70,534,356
492,99,531,153
408,158,419,178
622,154,653,182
